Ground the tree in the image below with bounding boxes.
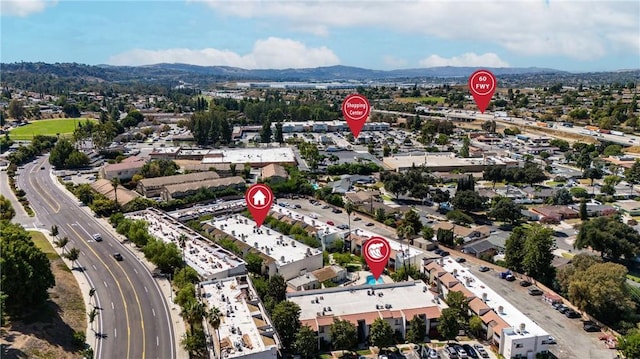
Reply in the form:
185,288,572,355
329,318,357,350
550,188,574,205
260,120,272,143
504,227,526,273
579,199,588,220
88,307,99,332
369,318,394,348
245,252,263,274
459,136,470,158
405,315,426,344
436,228,454,247
142,238,184,274
452,190,485,212
267,274,287,304
294,325,319,358
575,216,640,261
207,306,222,358
1,223,55,314
403,209,423,235
0,195,15,220
54,236,69,253
50,224,59,238
181,328,207,358
271,301,301,351
345,201,355,241
583,167,603,187
488,197,522,224
619,330,640,359
421,226,434,241
469,315,483,338
180,299,205,326
522,162,548,186
63,247,81,269
111,177,120,208
521,224,556,284
274,122,284,144
7,99,25,120
483,166,504,188
49,138,75,168
445,291,469,324
437,308,460,341
625,159,640,194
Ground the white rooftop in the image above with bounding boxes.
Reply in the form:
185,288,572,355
209,214,322,266
200,276,278,358
439,258,548,337
287,281,443,320
352,227,424,260
272,206,341,235
127,209,245,278
168,199,246,220
201,148,296,165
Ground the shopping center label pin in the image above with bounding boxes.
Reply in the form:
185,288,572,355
342,93,370,138
363,236,390,281
245,183,274,228
468,69,497,113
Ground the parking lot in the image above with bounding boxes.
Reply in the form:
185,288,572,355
471,265,617,359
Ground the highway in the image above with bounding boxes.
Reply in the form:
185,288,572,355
373,108,640,146
15,155,175,359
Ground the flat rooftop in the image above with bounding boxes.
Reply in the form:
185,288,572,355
287,281,443,321
351,227,424,259
271,206,341,235
439,258,548,337
383,154,514,169
127,209,245,278
168,199,247,221
200,276,278,358
201,148,296,165
209,214,323,266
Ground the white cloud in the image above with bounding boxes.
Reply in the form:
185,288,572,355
0,0,57,17
107,37,340,69
419,52,509,68
383,55,408,68
196,1,640,60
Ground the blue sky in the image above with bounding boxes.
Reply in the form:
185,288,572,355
1,0,639,72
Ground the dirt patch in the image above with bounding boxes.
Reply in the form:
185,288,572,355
1,232,86,359
624,146,640,154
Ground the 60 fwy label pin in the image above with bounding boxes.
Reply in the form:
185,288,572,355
468,69,497,114
362,236,390,281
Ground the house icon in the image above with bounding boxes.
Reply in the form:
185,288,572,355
252,190,267,206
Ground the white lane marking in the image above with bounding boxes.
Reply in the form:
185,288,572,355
144,286,148,293
92,265,97,270
152,308,156,317
157,336,159,347
114,328,117,338
133,268,138,274
103,281,108,288
111,302,114,310
108,242,113,247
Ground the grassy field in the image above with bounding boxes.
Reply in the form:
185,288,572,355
8,118,95,140
394,96,446,104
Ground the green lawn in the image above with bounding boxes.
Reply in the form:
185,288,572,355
30,230,59,261
8,118,95,140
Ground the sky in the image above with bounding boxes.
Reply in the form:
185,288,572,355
1,0,639,72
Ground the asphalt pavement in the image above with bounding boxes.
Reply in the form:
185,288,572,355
13,156,181,359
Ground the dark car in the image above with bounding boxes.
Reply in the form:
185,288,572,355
583,321,601,332
565,309,581,318
519,280,532,287
440,251,450,257
556,304,569,313
365,222,375,226
505,275,516,282
462,344,478,359
113,252,123,261
528,288,543,296
455,257,466,263
478,266,490,272
332,208,343,214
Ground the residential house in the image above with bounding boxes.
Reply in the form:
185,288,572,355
261,163,289,183
99,156,147,181
531,205,579,222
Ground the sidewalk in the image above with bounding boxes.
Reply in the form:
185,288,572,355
51,172,189,359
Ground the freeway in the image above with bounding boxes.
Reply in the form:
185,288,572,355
15,155,175,359
373,108,640,146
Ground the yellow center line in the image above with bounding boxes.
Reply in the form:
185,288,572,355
66,223,132,359
116,259,146,358
27,162,60,213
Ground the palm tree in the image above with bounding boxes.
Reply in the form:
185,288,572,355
111,177,120,207
50,225,59,238
207,306,222,358
63,247,81,270
88,307,99,333
344,201,355,244
180,300,205,327
54,236,69,254
89,288,96,307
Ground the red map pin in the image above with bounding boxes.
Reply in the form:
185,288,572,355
468,69,497,113
363,236,390,281
342,94,370,138
245,183,274,228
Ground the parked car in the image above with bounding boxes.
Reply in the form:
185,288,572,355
528,288,543,296
547,336,557,344
478,266,490,272
455,257,466,263
353,217,362,221
332,208,343,214
583,321,601,332
365,222,375,226
473,344,489,358
327,220,335,226
461,344,478,359
565,309,581,318
440,251,450,257
113,252,123,261
505,275,516,282
556,304,569,313
519,280,532,287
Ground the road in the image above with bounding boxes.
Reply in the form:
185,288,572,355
14,156,176,359
373,109,640,146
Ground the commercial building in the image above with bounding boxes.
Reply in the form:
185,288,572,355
137,171,221,198
99,156,147,180
344,228,424,271
160,176,246,201
199,275,279,359
424,258,551,358
207,214,324,281
287,281,443,347
270,206,344,251
127,208,246,280
383,153,519,172
202,148,296,167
